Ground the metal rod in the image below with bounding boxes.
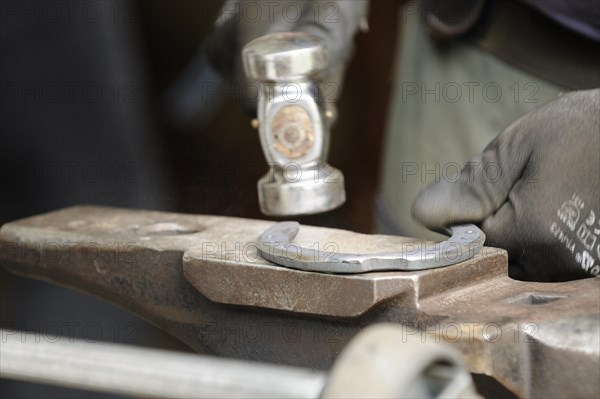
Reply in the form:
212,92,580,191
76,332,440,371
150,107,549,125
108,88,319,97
0,329,326,398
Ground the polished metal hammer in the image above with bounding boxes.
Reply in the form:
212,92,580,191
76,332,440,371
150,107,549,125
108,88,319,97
242,32,345,216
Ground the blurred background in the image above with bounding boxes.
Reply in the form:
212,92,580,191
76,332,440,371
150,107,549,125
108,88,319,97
0,1,399,397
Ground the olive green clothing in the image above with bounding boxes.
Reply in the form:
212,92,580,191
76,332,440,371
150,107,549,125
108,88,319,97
376,8,565,239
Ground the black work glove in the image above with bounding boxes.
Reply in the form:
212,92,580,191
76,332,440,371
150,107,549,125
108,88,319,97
412,89,600,282
165,1,368,128
206,0,369,113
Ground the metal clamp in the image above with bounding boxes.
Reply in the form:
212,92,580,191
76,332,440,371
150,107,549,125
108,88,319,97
257,222,485,273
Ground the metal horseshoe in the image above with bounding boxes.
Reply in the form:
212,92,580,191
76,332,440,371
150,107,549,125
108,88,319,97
257,222,485,273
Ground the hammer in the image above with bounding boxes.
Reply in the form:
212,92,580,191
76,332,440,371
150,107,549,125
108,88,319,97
242,32,346,216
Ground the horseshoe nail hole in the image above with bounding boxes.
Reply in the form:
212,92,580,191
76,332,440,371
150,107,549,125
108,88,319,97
134,222,201,236
508,293,566,306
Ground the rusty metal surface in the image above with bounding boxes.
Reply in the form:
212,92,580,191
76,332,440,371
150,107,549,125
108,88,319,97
1,206,599,398
185,244,502,318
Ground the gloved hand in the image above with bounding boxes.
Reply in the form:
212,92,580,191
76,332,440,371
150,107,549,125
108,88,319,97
206,0,369,114
412,89,600,282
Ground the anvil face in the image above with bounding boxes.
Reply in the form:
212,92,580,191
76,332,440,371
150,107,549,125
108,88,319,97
1,206,598,398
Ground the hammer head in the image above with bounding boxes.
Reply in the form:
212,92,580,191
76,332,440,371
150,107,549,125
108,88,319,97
242,32,346,216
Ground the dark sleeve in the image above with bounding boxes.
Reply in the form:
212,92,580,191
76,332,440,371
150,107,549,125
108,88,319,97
520,0,600,40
